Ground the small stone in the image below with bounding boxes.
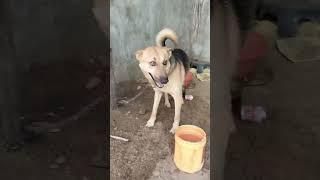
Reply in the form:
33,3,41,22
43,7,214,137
88,58,95,64
138,108,146,115
85,77,102,89
55,155,66,164
153,170,160,176
48,128,61,133
127,111,131,114
5,144,21,152
49,163,59,169
47,112,57,117
82,176,90,180
137,78,148,84
137,86,142,90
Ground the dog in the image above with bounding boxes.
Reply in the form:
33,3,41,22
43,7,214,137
135,28,189,133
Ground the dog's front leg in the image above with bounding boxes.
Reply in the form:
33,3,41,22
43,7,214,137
164,93,171,108
170,93,183,133
146,90,163,127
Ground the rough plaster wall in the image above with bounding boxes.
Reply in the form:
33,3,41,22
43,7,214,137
110,0,210,83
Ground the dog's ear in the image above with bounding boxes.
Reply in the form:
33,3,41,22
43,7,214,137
135,50,144,61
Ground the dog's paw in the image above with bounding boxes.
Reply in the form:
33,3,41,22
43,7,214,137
165,102,171,108
169,123,179,134
146,118,155,127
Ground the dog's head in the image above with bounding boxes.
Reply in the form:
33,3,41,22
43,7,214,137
135,46,173,88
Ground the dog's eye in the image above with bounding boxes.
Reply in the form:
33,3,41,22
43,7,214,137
150,61,156,66
163,60,168,65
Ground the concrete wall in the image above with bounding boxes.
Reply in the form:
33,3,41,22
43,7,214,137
110,0,210,83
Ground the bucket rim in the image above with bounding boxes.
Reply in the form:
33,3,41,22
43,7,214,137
174,125,207,146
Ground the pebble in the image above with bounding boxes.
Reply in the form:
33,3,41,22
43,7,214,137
48,128,61,133
47,112,57,117
88,58,95,64
85,77,102,89
55,155,66,164
82,176,90,180
138,108,146,115
49,163,59,169
153,170,160,176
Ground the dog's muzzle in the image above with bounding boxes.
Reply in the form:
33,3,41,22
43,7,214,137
159,76,169,84
149,73,168,88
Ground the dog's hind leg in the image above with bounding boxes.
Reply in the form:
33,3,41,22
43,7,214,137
182,88,186,104
170,93,183,133
146,90,163,127
164,93,171,108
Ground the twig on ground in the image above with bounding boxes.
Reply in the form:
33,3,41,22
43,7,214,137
89,163,107,169
110,135,129,142
117,88,145,105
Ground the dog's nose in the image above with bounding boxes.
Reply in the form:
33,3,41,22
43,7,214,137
160,76,169,84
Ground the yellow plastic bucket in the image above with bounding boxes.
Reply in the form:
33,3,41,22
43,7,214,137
173,125,207,173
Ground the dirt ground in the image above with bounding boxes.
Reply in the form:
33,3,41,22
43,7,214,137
0,60,106,180
225,44,320,180
111,79,210,180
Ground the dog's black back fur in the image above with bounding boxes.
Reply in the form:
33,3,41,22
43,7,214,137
172,48,189,98
172,48,189,72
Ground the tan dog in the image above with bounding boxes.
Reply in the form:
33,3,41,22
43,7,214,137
135,28,189,133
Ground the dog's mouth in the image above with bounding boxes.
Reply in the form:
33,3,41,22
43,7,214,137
149,73,164,88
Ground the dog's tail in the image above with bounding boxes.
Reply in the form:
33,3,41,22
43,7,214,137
156,28,178,47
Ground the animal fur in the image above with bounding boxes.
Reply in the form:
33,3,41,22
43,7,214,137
135,28,189,133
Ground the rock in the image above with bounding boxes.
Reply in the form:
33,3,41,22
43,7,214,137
82,176,90,180
48,128,61,133
97,55,107,67
47,112,57,117
137,85,142,90
85,77,102,89
138,108,146,115
88,58,95,64
5,143,21,152
49,163,59,169
153,170,160,176
55,155,67,164
137,78,148,84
